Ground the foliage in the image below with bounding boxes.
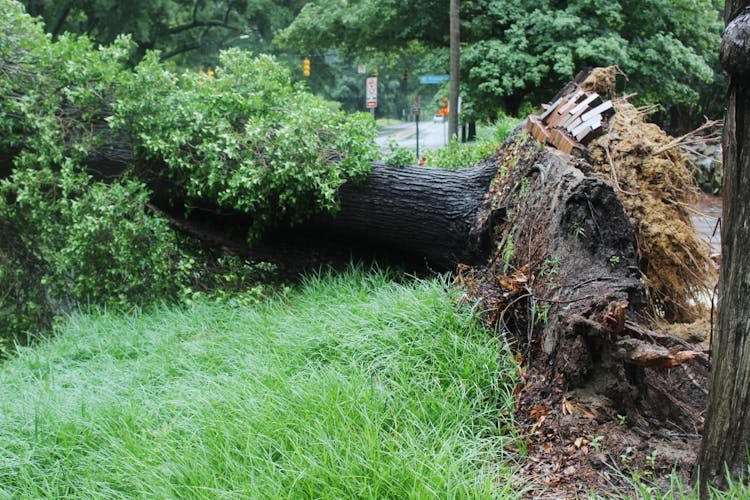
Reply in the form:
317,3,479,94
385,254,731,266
423,115,520,168
112,49,378,241
19,0,309,67
0,269,521,497
384,139,416,167
0,0,379,342
281,0,724,123
462,0,723,121
277,0,448,54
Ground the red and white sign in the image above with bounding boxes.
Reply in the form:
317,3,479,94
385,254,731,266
365,77,377,108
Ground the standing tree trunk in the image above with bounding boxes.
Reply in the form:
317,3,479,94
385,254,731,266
697,1,750,494
448,0,460,140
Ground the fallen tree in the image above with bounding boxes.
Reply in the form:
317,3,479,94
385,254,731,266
2,3,717,493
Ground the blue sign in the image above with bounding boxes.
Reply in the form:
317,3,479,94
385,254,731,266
419,74,450,84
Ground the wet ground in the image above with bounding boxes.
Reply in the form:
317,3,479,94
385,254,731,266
691,194,722,257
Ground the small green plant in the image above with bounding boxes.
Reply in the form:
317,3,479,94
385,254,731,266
620,446,634,466
645,449,658,469
533,303,551,326
589,435,605,453
384,139,415,167
573,224,586,240
609,255,621,267
538,256,561,278
518,177,530,197
617,414,628,426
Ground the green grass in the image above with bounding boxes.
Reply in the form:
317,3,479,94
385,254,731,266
375,118,405,127
0,268,520,498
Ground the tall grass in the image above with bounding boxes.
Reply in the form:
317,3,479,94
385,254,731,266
0,268,520,498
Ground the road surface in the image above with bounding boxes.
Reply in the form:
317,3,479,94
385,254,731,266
376,118,451,158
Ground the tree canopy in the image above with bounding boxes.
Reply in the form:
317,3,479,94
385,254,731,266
280,0,724,123
20,0,308,65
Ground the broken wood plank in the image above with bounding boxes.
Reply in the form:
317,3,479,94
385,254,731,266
581,101,614,122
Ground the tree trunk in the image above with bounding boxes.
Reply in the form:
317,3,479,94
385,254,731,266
311,160,498,268
155,159,501,271
448,0,460,140
697,1,750,494
79,149,501,270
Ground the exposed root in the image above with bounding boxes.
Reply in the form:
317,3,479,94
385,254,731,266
588,99,715,322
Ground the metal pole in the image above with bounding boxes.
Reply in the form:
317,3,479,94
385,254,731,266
415,113,420,161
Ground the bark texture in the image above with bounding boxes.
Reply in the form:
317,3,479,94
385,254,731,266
698,1,750,493
312,160,497,268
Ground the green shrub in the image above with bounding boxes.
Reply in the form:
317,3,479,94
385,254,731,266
384,138,416,167
0,0,379,343
423,115,521,168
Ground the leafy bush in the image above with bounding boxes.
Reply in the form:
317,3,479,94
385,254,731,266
111,49,378,241
384,138,416,167
424,115,521,168
0,0,379,343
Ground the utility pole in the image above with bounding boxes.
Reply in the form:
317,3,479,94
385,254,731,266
448,0,460,140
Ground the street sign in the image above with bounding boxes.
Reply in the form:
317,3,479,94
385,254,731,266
365,76,377,108
419,74,450,84
412,95,421,116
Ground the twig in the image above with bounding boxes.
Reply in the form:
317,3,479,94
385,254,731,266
653,119,722,155
604,145,638,196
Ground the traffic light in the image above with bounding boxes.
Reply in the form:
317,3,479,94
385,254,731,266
303,57,310,77
403,69,409,81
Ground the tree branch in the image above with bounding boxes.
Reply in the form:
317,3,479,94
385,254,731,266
168,19,242,36
50,0,73,38
159,43,203,61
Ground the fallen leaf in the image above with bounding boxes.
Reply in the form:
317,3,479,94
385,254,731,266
562,397,574,415
571,400,599,419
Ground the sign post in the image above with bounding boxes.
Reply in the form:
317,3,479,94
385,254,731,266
412,96,421,161
365,76,377,118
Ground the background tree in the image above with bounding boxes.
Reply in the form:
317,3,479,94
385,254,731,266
280,0,724,130
697,0,750,494
20,0,308,66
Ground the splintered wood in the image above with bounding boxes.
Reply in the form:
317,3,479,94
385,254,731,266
526,91,615,156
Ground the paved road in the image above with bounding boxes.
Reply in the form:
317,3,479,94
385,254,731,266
376,119,450,158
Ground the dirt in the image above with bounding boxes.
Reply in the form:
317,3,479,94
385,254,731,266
588,98,714,323
460,74,716,497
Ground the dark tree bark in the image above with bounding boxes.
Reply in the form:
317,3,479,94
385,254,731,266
144,160,501,271
312,160,498,267
697,1,750,494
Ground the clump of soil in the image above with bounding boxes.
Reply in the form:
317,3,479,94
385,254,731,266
588,99,714,322
579,65,619,96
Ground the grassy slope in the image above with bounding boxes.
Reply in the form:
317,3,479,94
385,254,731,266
0,269,519,498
